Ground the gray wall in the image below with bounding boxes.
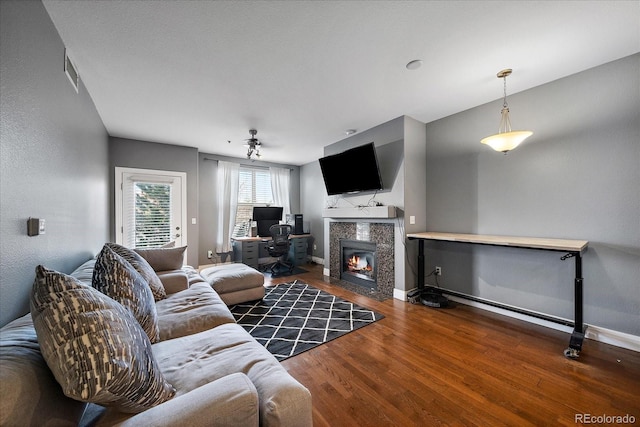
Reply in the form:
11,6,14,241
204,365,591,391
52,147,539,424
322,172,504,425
0,0,109,327
314,116,430,292
198,152,301,266
321,116,407,215
109,137,200,267
402,116,428,290
300,161,325,260
302,117,408,265
424,54,640,336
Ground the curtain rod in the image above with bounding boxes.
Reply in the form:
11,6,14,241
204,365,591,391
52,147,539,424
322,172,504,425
202,157,295,170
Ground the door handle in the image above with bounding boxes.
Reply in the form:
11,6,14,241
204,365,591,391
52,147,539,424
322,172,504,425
175,234,181,238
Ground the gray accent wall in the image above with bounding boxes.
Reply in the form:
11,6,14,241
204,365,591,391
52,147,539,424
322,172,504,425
424,54,640,336
109,137,200,267
300,161,325,260
310,116,427,292
0,1,109,327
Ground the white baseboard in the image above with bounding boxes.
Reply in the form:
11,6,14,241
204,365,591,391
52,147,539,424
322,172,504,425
311,256,324,265
393,288,409,301
398,288,639,353
446,295,574,334
585,325,640,352
445,295,640,353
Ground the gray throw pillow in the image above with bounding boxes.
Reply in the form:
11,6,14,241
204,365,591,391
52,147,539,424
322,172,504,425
134,246,187,271
30,266,175,413
106,242,166,301
93,245,160,343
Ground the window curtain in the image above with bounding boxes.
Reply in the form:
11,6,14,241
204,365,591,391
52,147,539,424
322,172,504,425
270,167,291,220
216,161,239,253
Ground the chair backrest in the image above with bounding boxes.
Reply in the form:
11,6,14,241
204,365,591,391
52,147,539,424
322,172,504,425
269,224,292,246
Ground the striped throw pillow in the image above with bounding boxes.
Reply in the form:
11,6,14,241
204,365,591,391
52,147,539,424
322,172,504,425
30,266,175,413
93,245,160,343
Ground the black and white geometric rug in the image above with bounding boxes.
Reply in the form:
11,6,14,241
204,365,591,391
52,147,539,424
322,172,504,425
229,281,384,361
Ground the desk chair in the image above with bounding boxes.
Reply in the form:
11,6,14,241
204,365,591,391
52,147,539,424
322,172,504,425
266,224,294,276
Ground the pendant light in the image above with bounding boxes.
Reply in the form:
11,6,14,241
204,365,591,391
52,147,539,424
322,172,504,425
481,69,532,154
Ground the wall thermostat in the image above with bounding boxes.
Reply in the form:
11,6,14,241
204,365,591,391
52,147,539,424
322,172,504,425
27,218,45,236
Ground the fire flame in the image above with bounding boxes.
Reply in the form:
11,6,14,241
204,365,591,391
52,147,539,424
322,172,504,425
347,255,372,272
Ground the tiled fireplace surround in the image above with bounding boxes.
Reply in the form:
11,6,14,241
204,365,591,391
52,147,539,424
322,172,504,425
328,222,394,297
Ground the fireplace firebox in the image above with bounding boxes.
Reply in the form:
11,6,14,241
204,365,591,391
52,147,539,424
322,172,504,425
340,239,377,289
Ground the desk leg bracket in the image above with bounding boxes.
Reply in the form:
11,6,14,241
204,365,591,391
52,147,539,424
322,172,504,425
562,252,585,359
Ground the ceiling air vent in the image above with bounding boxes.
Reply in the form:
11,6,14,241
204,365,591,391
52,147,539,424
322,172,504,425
64,49,79,93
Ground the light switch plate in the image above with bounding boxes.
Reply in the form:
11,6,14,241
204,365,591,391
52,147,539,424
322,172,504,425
27,218,45,236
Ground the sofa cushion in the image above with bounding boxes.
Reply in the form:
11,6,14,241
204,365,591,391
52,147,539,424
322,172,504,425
152,323,312,427
69,258,96,286
155,282,236,341
30,266,176,413
106,242,166,301
93,245,160,343
0,314,87,426
200,263,264,295
156,269,190,294
134,246,187,272
86,373,260,427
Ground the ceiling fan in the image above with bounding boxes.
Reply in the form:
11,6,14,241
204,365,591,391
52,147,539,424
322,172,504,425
243,129,262,159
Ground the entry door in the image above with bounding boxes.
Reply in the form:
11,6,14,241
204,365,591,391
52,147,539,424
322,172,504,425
115,167,187,249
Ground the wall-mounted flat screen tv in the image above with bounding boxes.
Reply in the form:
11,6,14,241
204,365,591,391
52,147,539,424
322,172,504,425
318,142,384,195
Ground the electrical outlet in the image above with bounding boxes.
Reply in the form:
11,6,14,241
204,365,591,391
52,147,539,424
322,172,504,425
435,266,442,276
207,250,213,259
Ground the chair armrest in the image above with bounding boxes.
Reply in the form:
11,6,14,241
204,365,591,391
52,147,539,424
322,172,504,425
156,270,189,294
101,373,259,427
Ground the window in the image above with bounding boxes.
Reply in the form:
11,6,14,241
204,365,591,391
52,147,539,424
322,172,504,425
234,166,273,236
131,182,171,248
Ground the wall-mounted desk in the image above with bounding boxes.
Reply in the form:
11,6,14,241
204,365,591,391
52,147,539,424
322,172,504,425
232,234,312,269
407,231,589,359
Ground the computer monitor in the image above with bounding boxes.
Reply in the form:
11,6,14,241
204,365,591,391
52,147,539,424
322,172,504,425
253,206,283,237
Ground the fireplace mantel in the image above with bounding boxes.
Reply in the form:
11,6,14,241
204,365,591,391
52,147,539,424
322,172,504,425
322,205,397,219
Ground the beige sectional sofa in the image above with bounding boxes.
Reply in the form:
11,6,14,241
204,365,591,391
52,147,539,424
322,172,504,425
0,245,312,427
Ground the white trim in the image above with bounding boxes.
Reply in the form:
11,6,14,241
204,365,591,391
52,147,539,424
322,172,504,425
115,167,187,254
311,256,324,265
585,325,640,352
447,295,574,334
393,288,408,301
446,295,640,353
322,206,397,218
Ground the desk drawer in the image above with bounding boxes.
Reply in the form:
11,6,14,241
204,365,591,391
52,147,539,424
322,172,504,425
291,238,307,251
242,241,259,255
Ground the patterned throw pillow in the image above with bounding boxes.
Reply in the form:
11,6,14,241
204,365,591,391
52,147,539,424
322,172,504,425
93,245,160,343
134,246,187,272
30,266,175,413
105,243,166,301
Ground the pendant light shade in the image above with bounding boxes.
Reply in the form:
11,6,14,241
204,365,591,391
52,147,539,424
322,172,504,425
481,69,532,154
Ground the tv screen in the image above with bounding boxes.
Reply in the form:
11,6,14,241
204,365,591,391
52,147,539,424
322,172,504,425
318,142,383,195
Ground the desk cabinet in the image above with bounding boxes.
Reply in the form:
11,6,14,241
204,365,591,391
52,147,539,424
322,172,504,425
232,239,259,269
233,235,311,269
288,236,309,267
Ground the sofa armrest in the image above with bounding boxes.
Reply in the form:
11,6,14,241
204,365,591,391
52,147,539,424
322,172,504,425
156,270,189,294
96,373,259,427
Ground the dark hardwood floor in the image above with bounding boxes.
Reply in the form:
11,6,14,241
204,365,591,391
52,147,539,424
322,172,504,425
266,263,640,427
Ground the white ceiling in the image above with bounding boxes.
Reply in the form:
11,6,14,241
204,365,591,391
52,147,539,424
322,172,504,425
43,1,639,166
